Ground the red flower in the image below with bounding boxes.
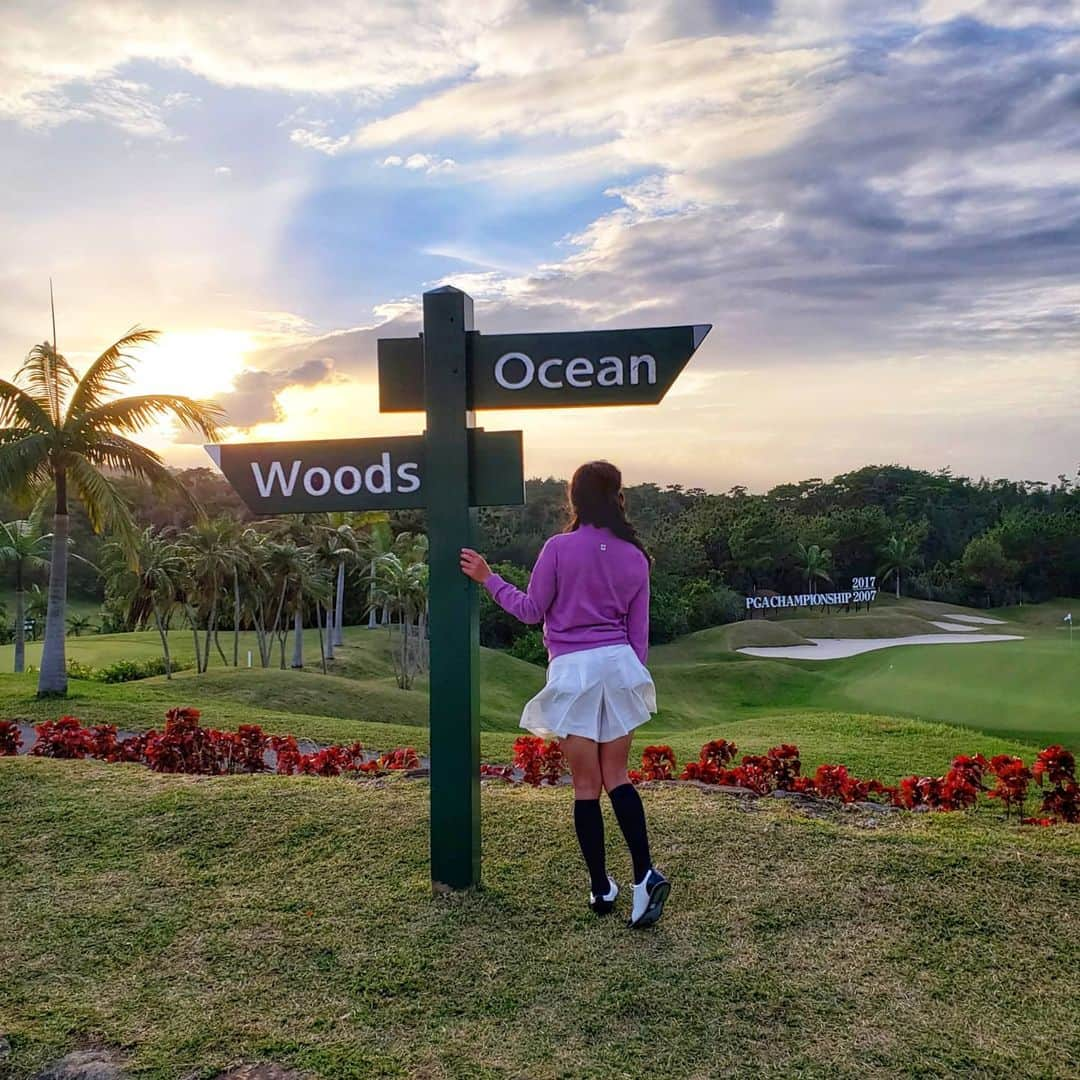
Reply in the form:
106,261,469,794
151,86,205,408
639,745,677,781
700,739,738,768
986,756,1032,817
1039,780,1080,824
513,736,546,786
0,720,23,756
1033,745,1077,787
31,717,95,759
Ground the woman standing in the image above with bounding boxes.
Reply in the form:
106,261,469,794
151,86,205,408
460,460,670,928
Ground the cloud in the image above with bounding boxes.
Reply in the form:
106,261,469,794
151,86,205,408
10,76,189,138
290,128,351,156
380,152,457,173
0,1,682,131
346,16,1080,362
3,0,1079,488
218,357,336,428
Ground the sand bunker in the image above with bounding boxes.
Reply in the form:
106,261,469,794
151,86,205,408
929,621,990,632
738,633,1023,660
932,613,1006,625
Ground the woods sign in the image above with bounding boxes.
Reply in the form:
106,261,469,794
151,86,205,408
746,576,879,611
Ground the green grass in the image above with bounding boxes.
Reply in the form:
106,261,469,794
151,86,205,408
1,598,1075,771
2,759,1077,1079
3,602,1078,1076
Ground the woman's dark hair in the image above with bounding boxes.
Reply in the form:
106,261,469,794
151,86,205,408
566,460,650,562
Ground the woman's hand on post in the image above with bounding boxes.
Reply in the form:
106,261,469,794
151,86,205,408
460,548,492,583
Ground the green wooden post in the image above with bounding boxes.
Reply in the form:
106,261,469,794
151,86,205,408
423,286,481,891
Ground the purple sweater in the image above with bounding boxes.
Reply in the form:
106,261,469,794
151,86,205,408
483,524,651,664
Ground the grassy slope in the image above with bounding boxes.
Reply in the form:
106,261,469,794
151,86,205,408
2,760,1077,1080
1,598,1075,771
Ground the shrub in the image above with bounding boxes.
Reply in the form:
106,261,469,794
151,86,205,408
986,755,1032,817
508,629,548,667
30,717,96,759
0,720,23,755
648,589,691,644
1033,745,1079,824
67,656,192,683
638,745,677,781
512,735,566,786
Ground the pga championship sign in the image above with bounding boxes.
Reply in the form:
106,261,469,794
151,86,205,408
207,286,711,892
747,576,879,611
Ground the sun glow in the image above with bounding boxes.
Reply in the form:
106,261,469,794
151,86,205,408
131,329,254,401
117,328,254,452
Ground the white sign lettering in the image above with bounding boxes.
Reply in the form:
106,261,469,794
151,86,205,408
250,452,421,499
746,576,878,611
494,351,657,392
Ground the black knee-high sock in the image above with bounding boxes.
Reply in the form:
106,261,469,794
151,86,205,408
573,798,609,895
608,783,652,884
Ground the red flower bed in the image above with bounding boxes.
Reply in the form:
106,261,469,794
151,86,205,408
985,755,1032,817
643,740,1076,825
15,710,420,783
10,708,1078,828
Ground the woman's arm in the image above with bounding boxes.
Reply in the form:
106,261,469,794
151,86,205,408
628,574,650,665
462,540,557,625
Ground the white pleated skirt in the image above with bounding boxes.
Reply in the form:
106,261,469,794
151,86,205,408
520,643,657,744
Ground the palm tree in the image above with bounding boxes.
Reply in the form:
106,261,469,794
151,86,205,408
0,519,50,672
325,511,388,645
879,535,922,600
373,553,429,689
0,323,222,694
262,539,307,670
797,542,833,594
66,613,94,637
103,528,184,677
179,518,237,673
360,521,398,628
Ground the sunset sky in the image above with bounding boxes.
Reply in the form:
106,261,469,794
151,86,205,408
2,1,1078,492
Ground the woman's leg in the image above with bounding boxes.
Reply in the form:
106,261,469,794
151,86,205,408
562,735,610,897
600,734,653,885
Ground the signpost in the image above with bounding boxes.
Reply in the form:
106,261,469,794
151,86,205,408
208,285,710,893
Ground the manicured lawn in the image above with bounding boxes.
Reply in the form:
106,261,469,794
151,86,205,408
650,599,1080,749
2,759,1078,1079
814,634,1080,747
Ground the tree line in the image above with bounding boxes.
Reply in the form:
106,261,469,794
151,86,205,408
3,321,1077,693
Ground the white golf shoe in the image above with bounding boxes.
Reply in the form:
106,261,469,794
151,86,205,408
589,875,619,915
629,868,670,928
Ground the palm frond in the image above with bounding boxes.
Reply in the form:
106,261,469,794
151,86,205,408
0,380,54,433
66,455,140,556
18,342,79,426
78,393,225,441
82,432,170,482
65,327,160,416
0,433,53,500
83,433,203,519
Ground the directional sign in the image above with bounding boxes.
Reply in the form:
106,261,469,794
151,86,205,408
378,324,710,412
211,285,708,895
205,429,524,515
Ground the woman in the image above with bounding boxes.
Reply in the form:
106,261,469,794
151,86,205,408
460,460,670,928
